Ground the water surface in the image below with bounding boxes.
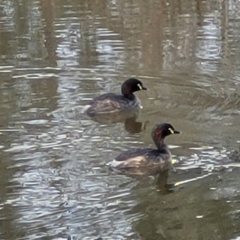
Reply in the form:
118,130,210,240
0,0,240,239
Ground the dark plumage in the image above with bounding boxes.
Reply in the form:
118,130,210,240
107,123,180,174
84,78,147,116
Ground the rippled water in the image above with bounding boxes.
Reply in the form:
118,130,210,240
1,0,240,239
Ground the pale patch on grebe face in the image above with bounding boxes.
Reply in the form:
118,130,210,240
137,83,142,90
168,128,174,134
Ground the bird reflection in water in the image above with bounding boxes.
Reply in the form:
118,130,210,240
111,168,174,195
87,108,149,134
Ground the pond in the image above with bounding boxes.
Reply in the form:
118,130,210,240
0,0,240,239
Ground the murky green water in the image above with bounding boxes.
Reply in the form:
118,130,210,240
1,0,240,239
